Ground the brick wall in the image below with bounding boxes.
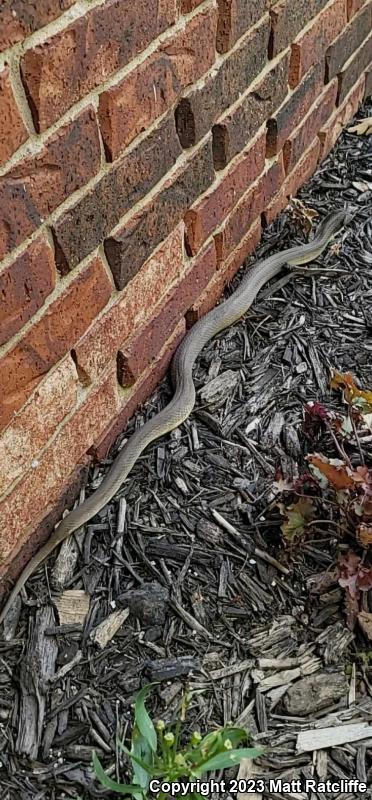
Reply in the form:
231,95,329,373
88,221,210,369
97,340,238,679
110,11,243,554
0,0,371,587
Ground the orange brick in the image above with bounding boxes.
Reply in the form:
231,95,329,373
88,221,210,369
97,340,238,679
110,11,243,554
99,7,217,160
289,0,347,88
0,256,113,431
283,80,338,173
92,320,186,460
184,130,266,255
319,74,365,157
0,356,79,497
0,369,119,565
262,153,286,209
264,138,321,224
347,0,367,19
187,219,261,323
214,179,262,266
0,66,28,167
74,224,185,383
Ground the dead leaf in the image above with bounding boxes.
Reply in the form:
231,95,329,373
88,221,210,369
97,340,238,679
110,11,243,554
308,454,354,490
331,371,372,413
278,497,315,541
348,117,372,136
358,610,372,640
338,552,372,598
287,197,318,235
357,525,372,547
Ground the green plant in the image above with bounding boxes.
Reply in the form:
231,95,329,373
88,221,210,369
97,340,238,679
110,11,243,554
93,684,262,798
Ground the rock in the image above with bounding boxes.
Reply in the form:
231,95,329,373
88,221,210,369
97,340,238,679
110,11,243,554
118,581,169,627
284,671,348,716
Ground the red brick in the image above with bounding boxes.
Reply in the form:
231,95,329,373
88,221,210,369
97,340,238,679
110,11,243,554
289,0,347,88
216,0,267,53
20,0,178,132
0,369,119,565
0,107,101,262
337,33,372,104
104,139,214,289
215,179,262,265
53,113,181,274
92,321,186,460
365,63,372,99
0,237,56,347
187,219,261,323
0,256,113,431
0,356,78,497
184,131,265,256
0,0,75,52
266,63,324,156
175,16,270,147
326,3,372,81
0,67,28,167
179,0,205,10
283,80,338,172
347,0,367,19
262,153,286,209
99,8,217,160
117,242,217,386
269,0,329,58
213,52,290,169
264,138,321,224
74,224,185,384
319,74,365,157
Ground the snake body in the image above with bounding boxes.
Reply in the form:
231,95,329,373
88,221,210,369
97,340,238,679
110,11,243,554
0,210,347,625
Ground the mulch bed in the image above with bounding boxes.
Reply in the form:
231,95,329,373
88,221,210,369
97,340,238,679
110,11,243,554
1,99,372,800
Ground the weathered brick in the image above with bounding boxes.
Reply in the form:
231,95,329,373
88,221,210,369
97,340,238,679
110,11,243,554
213,52,290,169
53,114,181,274
99,8,217,160
0,369,119,564
175,16,270,147
365,63,372,99
264,138,321,224
0,237,56,347
185,130,266,255
269,0,329,58
0,66,28,167
74,225,185,383
319,74,365,157
187,219,261,323
179,0,205,10
92,321,185,460
326,3,372,81
215,179,262,265
0,107,101,262
117,242,217,386
289,0,347,88
104,139,214,290
262,153,286,209
347,0,367,19
20,0,178,132
266,63,324,156
0,356,78,497
337,34,372,104
0,256,113,431
283,80,338,172
216,0,267,53
0,0,75,52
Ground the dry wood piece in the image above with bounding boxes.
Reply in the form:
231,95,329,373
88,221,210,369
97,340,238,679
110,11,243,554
199,369,239,407
297,723,372,753
284,672,349,716
90,607,129,648
55,590,90,625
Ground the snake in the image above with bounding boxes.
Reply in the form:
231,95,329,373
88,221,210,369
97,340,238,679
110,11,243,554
0,209,347,625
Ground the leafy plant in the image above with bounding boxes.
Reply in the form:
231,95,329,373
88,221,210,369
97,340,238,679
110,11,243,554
93,684,262,798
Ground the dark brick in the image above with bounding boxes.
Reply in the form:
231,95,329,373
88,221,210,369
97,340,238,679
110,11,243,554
269,0,328,57
53,114,182,273
104,139,214,290
20,0,178,132
117,243,216,386
175,16,270,147
0,107,101,262
0,237,56,347
213,51,290,169
0,66,28,167
283,80,338,172
0,0,75,52
0,256,113,430
365,64,372,99
179,0,205,10
326,3,372,81
338,33,372,103
266,62,324,156
216,0,267,53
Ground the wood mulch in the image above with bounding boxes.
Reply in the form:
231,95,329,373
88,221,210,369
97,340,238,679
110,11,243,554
0,100,372,799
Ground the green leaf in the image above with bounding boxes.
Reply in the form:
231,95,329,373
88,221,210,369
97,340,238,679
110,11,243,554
134,684,158,753
194,747,263,775
92,751,144,796
131,727,152,790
